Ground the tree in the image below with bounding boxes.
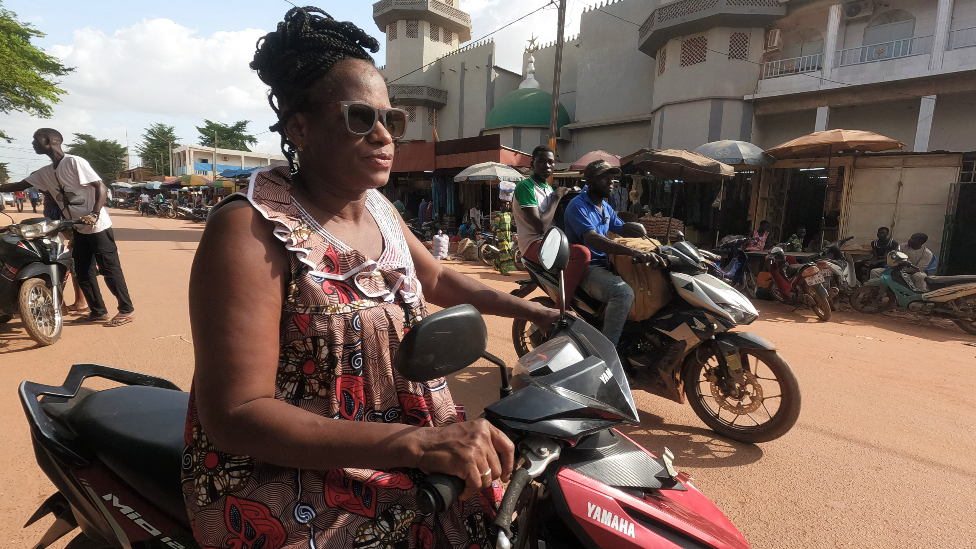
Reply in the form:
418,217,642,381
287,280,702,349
0,162,8,183
0,3,73,143
135,123,179,176
65,134,125,184
196,119,257,152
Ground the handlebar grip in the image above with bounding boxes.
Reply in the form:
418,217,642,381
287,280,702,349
417,473,466,515
493,467,531,535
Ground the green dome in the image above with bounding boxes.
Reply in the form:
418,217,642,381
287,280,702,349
485,88,571,130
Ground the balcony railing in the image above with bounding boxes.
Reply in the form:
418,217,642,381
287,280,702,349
762,53,823,79
948,26,976,50
836,35,933,67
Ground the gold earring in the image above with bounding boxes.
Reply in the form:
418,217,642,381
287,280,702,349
297,144,304,152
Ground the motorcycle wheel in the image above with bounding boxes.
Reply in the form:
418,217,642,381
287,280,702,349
512,297,555,358
769,281,788,303
810,290,832,321
952,319,976,335
513,246,525,271
849,285,896,314
19,278,62,346
0,314,11,324
738,269,758,299
479,242,498,268
685,347,801,444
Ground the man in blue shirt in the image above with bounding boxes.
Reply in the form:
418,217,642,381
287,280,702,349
564,160,665,345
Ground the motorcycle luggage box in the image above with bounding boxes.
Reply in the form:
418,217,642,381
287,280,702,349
61,385,190,526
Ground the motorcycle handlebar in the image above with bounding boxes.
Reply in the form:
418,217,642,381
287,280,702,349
416,473,466,515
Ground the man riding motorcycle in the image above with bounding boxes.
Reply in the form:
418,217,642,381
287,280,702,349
563,160,666,345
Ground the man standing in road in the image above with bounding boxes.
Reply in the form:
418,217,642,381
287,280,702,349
139,191,150,215
0,128,135,326
27,187,40,213
564,160,666,345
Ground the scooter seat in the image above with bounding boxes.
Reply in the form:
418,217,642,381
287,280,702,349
925,275,976,289
62,385,190,527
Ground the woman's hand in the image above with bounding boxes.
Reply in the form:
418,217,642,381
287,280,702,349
411,419,515,501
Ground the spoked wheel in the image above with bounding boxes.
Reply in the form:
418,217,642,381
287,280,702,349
19,278,62,345
738,270,758,299
512,297,555,358
952,319,976,335
849,285,896,314
684,347,801,443
769,281,788,303
810,291,832,321
479,242,498,267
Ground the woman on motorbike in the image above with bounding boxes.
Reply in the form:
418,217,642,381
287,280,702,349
184,8,560,548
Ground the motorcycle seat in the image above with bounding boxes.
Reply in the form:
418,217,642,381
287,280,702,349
925,275,976,289
62,385,190,527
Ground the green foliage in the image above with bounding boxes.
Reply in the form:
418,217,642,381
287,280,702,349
0,3,72,119
64,134,125,184
0,162,8,183
135,123,179,176
196,119,257,152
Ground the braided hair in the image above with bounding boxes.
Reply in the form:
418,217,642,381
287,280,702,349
251,7,380,173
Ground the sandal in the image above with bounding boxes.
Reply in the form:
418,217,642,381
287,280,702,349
107,313,135,327
66,304,90,314
72,313,109,323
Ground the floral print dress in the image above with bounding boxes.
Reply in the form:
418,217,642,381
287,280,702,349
183,166,500,549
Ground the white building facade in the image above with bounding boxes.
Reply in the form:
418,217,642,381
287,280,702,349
170,145,286,177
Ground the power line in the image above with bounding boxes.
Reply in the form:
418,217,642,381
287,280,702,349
388,1,557,84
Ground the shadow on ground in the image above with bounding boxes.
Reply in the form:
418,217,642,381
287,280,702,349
111,227,204,243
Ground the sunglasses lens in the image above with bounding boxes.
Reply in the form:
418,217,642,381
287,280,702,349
385,110,407,138
347,103,377,134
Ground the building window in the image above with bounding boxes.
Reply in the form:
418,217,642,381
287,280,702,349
406,20,419,38
442,0,454,5
405,106,417,122
680,35,707,66
428,108,435,126
658,46,667,75
444,30,454,46
430,23,440,42
388,23,397,41
729,32,749,60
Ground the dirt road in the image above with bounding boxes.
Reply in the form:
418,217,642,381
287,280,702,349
2,208,974,548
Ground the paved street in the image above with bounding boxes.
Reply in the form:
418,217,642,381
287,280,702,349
2,208,975,548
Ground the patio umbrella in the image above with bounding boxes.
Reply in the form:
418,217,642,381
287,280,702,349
632,149,734,182
453,162,524,183
765,129,905,159
694,140,774,166
570,150,621,171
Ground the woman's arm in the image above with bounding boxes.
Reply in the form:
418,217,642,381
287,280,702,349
396,211,559,329
190,201,513,498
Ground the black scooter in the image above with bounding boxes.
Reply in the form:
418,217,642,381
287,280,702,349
0,216,76,345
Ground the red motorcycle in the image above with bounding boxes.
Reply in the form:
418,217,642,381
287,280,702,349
765,246,833,321
21,228,751,549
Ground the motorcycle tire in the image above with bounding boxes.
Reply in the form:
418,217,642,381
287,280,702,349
513,246,525,271
19,278,62,346
512,296,555,358
810,292,832,321
684,348,801,444
850,285,896,314
0,314,11,324
479,242,498,267
769,282,788,303
952,319,976,335
738,269,758,299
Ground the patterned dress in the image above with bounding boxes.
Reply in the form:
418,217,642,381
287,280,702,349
183,166,500,549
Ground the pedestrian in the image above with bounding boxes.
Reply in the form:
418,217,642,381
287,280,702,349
14,190,25,212
494,199,516,275
139,191,150,215
469,201,484,231
0,128,135,326
27,187,39,213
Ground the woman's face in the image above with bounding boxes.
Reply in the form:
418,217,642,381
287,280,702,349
287,59,395,193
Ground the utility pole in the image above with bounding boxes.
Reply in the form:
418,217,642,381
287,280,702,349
548,0,567,170
168,141,173,177
213,130,218,179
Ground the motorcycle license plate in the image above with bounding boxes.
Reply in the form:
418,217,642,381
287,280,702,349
820,268,833,278
805,273,825,285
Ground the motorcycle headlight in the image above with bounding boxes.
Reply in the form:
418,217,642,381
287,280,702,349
718,302,759,325
11,220,57,239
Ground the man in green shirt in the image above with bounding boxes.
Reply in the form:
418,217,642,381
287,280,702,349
512,145,590,305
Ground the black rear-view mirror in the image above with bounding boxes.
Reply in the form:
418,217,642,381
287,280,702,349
394,304,488,382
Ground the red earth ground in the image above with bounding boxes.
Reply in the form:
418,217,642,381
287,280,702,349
1,208,974,548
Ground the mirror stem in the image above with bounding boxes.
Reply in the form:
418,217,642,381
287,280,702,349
558,269,567,319
483,352,512,398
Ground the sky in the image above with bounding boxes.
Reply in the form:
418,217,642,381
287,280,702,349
1,0,592,180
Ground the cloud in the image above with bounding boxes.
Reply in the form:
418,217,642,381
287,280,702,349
0,18,279,179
